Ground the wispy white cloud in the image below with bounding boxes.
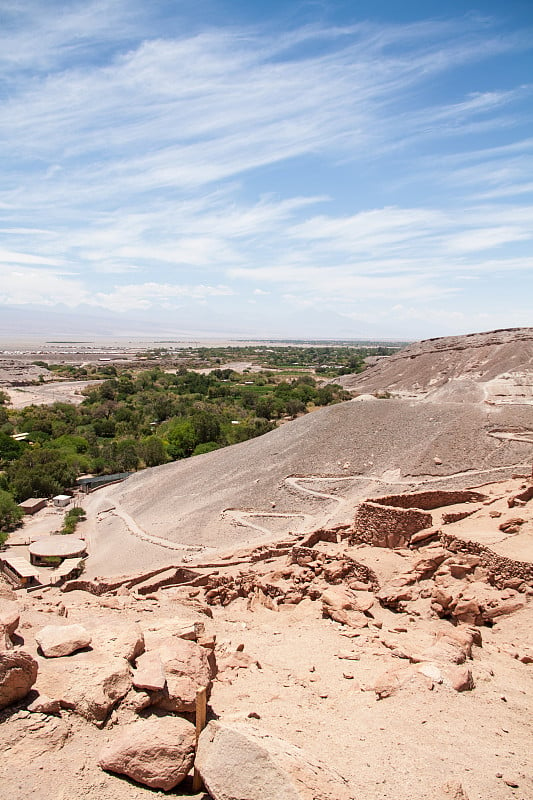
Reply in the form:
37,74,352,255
0,7,531,337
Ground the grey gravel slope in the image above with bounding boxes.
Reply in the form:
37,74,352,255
87,399,533,573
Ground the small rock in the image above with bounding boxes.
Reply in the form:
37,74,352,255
27,693,61,715
499,518,525,534
35,624,91,658
503,776,519,788
445,666,475,692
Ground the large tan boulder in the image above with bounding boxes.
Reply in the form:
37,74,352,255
99,715,195,790
154,638,215,713
36,651,132,725
0,650,38,709
35,624,92,658
0,602,20,638
89,622,144,663
195,721,354,800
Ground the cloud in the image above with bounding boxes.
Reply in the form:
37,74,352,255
0,8,531,337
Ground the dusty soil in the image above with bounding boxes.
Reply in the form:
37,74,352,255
1,328,532,800
4,380,101,409
1,476,532,800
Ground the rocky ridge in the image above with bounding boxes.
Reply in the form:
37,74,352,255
336,327,533,404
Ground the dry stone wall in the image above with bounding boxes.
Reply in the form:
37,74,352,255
440,533,533,587
353,501,433,548
372,490,486,510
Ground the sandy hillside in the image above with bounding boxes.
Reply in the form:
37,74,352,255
84,398,533,576
337,327,533,403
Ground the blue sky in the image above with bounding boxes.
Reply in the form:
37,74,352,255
1,0,532,340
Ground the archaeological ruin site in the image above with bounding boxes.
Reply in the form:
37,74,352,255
1,327,532,800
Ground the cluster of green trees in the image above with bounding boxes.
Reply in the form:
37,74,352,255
0,366,350,526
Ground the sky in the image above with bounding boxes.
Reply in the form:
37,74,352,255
1,0,532,341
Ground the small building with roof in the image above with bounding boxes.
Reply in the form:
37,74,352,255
18,498,47,515
0,554,40,588
53,494,71,508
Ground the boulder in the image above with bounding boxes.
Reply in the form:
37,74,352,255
133,650,166,691
143,619,203,649
444,666,475,692
35,624,92,658
195,721,353,800
499,517,525,534
422,627,476,665
89,622,144,663
153,638,215,713
322,586,372,628
0,602,20,638
0,650,38,709
99,715,195,790
27,693,61,715
36,652,132,725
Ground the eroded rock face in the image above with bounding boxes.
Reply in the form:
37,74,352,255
195,720,354,800
99,715,196,790
0,650,38,709
35,624,92,658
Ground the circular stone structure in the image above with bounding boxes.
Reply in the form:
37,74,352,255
29,536,86,565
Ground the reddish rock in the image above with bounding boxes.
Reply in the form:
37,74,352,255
0,650,38,709
195,720,353,800
99,715,195,790
445,666,475,692
153,638,215,713
36,652,132,725
132,650,166,691
89,623,144,663
499,517,525,534
0,603,20,638
35,624,92,658
27,693,61,715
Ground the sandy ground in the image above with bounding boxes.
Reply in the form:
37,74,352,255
5,380,101,409
1,515,531,800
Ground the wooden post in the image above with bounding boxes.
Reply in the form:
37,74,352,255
192,687,207,793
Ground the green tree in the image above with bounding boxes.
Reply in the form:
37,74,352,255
140,436,168,467
166,420,197,459
0,431,24,463
0,489,24,538
7,448,78,501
